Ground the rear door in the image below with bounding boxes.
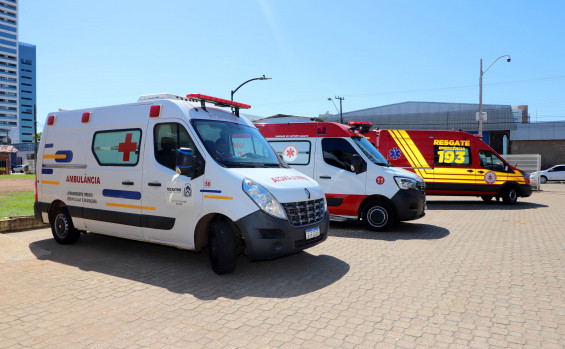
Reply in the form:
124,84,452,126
548,165,565,181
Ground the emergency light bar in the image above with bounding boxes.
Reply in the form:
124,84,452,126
186,94,250,109
348,121,372,134
348,121,372,126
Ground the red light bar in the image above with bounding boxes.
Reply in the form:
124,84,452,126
348,121,372,126
81,112,91,124
149,105,161,118
47,115,55,126
186,94,251,109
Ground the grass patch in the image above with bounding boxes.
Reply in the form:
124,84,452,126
0,174,35,179
0,191,34,218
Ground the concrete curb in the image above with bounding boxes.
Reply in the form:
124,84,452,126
0,216,48,233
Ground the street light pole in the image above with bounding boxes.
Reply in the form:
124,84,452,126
231,75,271,102
328,96,345,124
478,55,511,137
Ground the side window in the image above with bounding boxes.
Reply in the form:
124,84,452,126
269,141,311,165
154,123,196,170
92,129,142,166
554,166,565,172
322,138,358,172
479,150,505,171
434,145,471,167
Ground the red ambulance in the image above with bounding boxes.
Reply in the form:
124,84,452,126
358,123,532,204
256,122,426,231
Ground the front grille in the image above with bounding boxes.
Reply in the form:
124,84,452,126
282,198,325,227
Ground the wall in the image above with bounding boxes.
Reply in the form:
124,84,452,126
510,140,565,169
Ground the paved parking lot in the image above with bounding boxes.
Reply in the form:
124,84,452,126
1,185,565,348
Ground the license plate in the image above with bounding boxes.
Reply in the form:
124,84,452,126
305,227,320,240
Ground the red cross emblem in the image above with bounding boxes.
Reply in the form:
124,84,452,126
118,133,137,162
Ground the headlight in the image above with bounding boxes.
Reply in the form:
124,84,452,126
242,178,287,220
394,176,417,190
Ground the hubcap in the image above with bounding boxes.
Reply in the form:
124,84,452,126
367,207,388,227
509,190,517,202
54,214,69,239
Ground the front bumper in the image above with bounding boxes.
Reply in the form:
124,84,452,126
234,209,329,261
391,188,426,222
520,184,533,198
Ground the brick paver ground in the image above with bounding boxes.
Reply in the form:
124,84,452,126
1,184,564,348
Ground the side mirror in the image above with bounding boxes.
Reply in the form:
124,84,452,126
176,147,195,177
350,154,364,174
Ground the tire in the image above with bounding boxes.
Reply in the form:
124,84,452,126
208,219,237,275
481,195,493,202
361,201,395,232
51,208,80,244
501,186,518,205
540,176,547,184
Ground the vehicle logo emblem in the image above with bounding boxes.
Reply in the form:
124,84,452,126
304,188,310,199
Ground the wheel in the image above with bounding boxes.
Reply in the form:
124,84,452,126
501,186,518,205
540,176,547,184
481,195,493,202
208,219,237,275
361,201,395,232
51,208,80,244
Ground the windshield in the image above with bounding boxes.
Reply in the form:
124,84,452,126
192,120,282,168
352,137,389,166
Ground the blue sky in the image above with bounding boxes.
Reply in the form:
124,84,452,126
19,0,565,127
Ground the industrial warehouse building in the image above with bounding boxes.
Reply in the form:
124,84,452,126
253,101,564,168
324,101,524,154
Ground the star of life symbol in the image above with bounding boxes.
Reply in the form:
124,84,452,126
282,145,299,162
389,147,402,160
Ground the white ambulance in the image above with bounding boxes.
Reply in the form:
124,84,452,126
34,93,329,274
255,122,426,231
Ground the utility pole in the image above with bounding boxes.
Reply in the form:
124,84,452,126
335,96,344,124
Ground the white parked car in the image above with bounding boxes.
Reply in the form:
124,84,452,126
12,165,27,173
530,164,565,184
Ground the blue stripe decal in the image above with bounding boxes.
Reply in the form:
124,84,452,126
55,150,73,163
102,189,142,200
42,169,53,175
200,189,222,193
45,143,54,148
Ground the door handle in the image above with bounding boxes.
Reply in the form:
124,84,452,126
122,181,134,185
148,182,161,187
319,176,331,179
467,170,474,173
477,171,485,174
